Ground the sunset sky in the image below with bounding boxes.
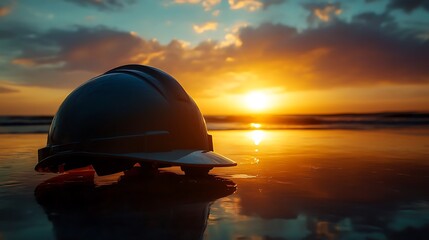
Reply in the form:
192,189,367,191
0,0,428,115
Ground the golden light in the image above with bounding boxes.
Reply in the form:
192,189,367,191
248,130,265,146
245,91,269,111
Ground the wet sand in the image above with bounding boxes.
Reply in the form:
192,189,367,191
1,129,429,239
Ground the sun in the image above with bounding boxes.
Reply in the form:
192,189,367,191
245,91,269,111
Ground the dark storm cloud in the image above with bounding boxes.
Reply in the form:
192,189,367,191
65,0,136,11
262,0,287,10
387,0,429,13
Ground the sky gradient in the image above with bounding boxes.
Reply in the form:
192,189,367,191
0,0,428,115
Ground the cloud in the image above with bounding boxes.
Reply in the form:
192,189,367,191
2,16,429,96
0,2,13,17
65,0,136,11
175,0,280,11
0,24,148,88
219,22,248,47
387,0,429,13
366,0,429,13
1,23,231,92
15,26,147,72
239,20,429,89
0,85,18,94
262,0,287,10
11,58,37,67
202,0,221,11
193,22,218,33
228,0,263,12
352,12,396,28
173,0,221,11
212,9,220,16
173,0,200,3
303,2,342,23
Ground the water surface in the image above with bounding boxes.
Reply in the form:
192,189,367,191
1,129,429,239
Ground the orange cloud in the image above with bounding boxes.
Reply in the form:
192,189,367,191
304,3,342,23
228,0,263,11
2,20,429,114
0,85,18,94
202,0,221,11
193,21,218,33
212,9,220,16
12,58,36,67
219,22,248,47
4,20,429,100
0,4,12,17
315,6,342,22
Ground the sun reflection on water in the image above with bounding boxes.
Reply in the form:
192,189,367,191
246,127,266,165
248,130,265,146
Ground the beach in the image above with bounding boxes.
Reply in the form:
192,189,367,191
1,128,429,239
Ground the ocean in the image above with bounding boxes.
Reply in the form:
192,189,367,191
1,112,429,133
0,113,428,239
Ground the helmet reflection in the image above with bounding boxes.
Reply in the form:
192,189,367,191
35,168,236,240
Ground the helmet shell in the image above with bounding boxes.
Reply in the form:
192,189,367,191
36,65,235,175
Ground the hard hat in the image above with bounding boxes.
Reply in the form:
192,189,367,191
36,64,236,176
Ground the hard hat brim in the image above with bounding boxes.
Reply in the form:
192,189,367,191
120,150,237,166
35,150,236,174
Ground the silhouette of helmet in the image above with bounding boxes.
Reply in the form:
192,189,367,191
36,64,236,176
